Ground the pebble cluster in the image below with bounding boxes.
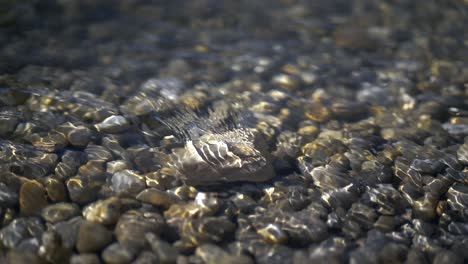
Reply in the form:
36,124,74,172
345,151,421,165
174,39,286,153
1,0,467,263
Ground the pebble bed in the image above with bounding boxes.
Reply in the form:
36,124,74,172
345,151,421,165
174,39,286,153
0,1,467,263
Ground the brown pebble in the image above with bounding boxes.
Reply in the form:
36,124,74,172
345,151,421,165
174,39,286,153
45,176,67,202
20,180,48,216
136,188,182,209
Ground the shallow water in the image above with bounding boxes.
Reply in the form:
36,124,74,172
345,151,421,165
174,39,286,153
1,0,467,263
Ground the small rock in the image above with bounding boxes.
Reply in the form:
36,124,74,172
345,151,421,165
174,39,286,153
133,251,159,264
83,197,121,225
45,176,67,202
52,216,83,249
79,160,106,178
106,160,130,174
19,180,48,216
42,203,80,223
0,217,44,249
67,176,102,205
137,188,182,209
146,233,178,264
101,243,135,264
433,250,463,264
67,125,92,148
94,115,130,134
76,221,113,253
0,182,18,207
111,170,146,195
85,144,114,162
70,254,101,264
257,223,288,244
115,210,166,250
196,244,253,264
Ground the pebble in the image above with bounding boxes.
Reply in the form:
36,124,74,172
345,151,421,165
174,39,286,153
78,160,107,178
446,183,468,211
45,176,67,202
94,115,130,134
67,125,92,148
52,216,83,249
114,210,166,250
111,170,146,195
70,254,102,264
257,223,288,244
0,182,18,207
433,250,463,264
19,180,48,216
136,188,182,209
0,217,44,249
106,160,130,174
133,251,159,264
146,233,178,263
196,244,253,264
42,203,80,223
76,221,113,253
67,176,102,205
83,197,121,225
101,243,135,264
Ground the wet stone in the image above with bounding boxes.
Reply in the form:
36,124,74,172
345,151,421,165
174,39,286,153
331,102,369,122
85,144,114,162
257,223,288,244
433,250,463,264
0,217,44,249
114,210,166,250
111,170,146,195
0,111,20,136
377,242,408,264
307,164,353,190
55,153,83,179
95,115,130,134
446,183,468,211
19,180,48,216
342,220,363,240
413,193,438,221
146,233,178,264
169,129,275,186
374,216,396,233
83,197,121,225
45,176,67,202
25,132,68,152
1,208,16,227
42,203,80,223
412,219,434,237
38,229,72,264
445,168,467,183
106,160,130,174
70,254,102,264
78,160,106,178
101,243,135,264
410,159,445,175
137,188,182,209
0,182,18,207
447,222,468,235
52,216,84,249
457,142,468,165
305,103,331,123
67,125,92,148
196,244,253,264
6,250,42,264
76,221,113,253
179,217,236,246
347,203,378,229
67,176,102,205
133,251,159,264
